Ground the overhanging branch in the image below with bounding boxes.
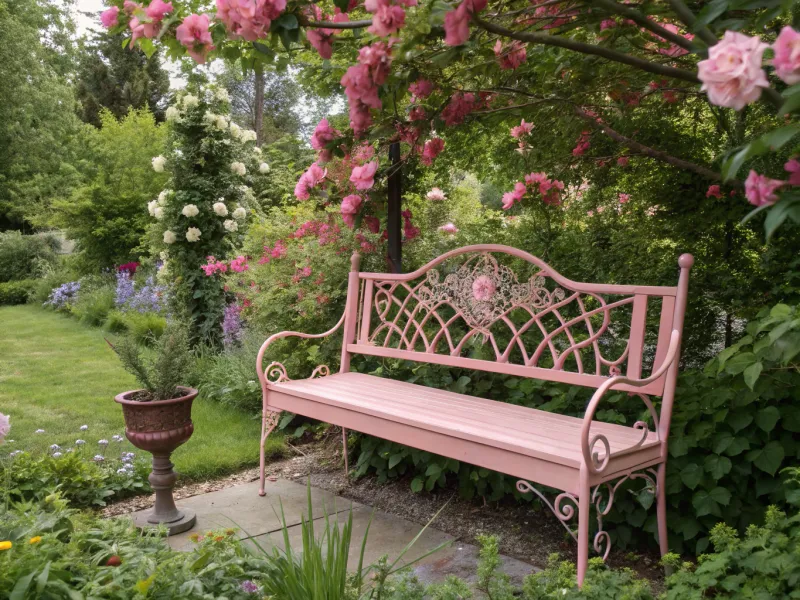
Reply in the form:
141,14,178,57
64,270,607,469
299,16,373,29
588,0,698,53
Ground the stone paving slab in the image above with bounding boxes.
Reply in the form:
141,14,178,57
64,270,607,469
130,478,536,586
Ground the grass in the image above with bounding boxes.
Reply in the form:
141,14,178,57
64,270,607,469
0,305,284,480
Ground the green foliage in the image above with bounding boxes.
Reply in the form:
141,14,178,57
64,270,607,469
104,309,130,334
71,285,116,327
108,322,193,400
122,311,168,345
2,450,150,508
0,279,36,305
0,231,59,283
196,331,263,412
521,555,654,599
49,108,167,270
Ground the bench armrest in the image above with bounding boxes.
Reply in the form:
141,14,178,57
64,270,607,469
256,310,347,388
580,330,681,475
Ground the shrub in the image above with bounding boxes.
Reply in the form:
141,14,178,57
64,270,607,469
0,279,36,305
104,309,130,334
124,311,167,344
0,231,59,282
197,331,263,412
30,256,81,305
71,284,115,326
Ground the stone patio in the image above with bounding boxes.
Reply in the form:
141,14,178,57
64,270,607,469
129,478,536,587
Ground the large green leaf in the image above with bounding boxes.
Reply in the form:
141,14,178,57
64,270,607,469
752,441,785,475
680,463,704,490
704,454,732,480
755,406,780,432
743,361,763,390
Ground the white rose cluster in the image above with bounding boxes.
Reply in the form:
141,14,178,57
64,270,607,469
213,201,228,217
232,207,247,220
230,162,246,176
151,156,166,173
147,200,158,216
229,123,242,139
163,230,177,244
186,227,202,242
214,88,230,103
259,162,270,173
223,219,238,232
241,129,257,143
165,106,181,122
181,93,200,108
181,204,200,217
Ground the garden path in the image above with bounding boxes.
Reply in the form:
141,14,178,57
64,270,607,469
132,477,537,587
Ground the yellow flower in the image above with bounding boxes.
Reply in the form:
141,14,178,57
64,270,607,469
0,541,12,551
29,536,42,545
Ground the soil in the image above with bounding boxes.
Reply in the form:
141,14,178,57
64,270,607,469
101,430,666,587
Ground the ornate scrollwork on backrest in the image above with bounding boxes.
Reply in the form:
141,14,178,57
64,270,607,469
364,250,643,379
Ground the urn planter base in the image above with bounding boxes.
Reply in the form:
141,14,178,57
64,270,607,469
133,507,196,536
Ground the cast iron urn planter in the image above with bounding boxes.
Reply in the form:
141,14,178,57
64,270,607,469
115,387,197,535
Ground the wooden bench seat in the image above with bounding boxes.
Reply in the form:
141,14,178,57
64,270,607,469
256,244,693,585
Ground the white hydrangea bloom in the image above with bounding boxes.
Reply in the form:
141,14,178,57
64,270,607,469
214,88,230,103
147,200,158,216
182,93,200,108
241,129,257,143
253,146,262,155
213,202,228,216
229,123,242,139
165,106,181,121
186,227,202,242
181,204,200,217
215,115,228,130
163,230,177,244
204,111,218,126
158,190,169,205
230,162,246,176
152,156,166,172
223,219,238,232
153,207,164,220
232,207,247,220
259,162,270,173
159,250,169,261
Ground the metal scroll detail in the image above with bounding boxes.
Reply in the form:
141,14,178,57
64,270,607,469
264,361,331,384
517,467,658,560
417,253,565,336
587,393,660,473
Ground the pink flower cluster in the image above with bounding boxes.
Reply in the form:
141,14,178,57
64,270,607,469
510,119,533,139
341,42,393,135
572,131,591,157
101,6,120,27
288,220,341,245
503,172,564,210
706,185,723,199
409,106,427,121
305,5,349,59
421,138,445,166
773,27,800,85
745,170,784,207
365,0,416,37
402,209,420,240
652,23,694,58
493,40,527,70
294,162,327,200
292,266,312,283
216,0,287,41
409,79,433,101
441,92,478,126
124,0,173,45
350,161,379,190
176,14,215,64
444,0,487,46
230,256,249,272
201,255,250,276
258,240,287,264
340,194,363,227
530,0,575,29
310,119,341,162
697,30,770,110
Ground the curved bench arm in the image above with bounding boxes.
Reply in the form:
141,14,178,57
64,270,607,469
256,310,347,390
580,330,681,475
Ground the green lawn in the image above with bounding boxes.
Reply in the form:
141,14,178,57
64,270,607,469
0,305,283,480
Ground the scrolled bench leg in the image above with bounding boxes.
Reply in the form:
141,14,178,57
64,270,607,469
656,462,669,558
258,408,282,497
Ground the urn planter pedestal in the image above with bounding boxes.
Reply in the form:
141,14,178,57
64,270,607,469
115,387,197,535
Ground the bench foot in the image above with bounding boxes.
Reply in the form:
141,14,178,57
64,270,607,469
259,409,282,497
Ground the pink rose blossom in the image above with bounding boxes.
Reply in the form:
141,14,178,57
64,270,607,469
294,162,327,200
441,92,477,126
176,14,215,64
493,40,526,70
510,119,534,138
501,192,516,210
409,106,427,121
421,137,445,165
706,185,723,199
600,19,616,31
363,216,380,233
785,158,800,186
230,256,249,272
472,275,496,301
350,161,379,190
572,131,591,157
616,156,629,167
618,193,630,204
310,119,340,151
307,28,335,59
368,4,406,37
216,0,287,41
340,194,364,227
409,79,433,100
439,222,458,234
744,170,784,207
101,6,120,27
512,181,527,200
654,24,694,58
145,0,173,20
123,1,138,14
402,209,420,240
525,172,548,186
771,26,800,85
444,2,471,46
697,30,769,110
426,187,446,201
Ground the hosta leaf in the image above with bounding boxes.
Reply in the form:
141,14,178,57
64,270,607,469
410,477,423,492
755,406,781,432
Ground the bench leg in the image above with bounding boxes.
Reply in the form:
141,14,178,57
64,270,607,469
258,409,281,497
656,462,669,557
342,427,349,476
577,476,591,587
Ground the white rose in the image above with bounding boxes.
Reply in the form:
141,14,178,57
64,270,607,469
181,93,199,108
213,202,228,217
165,106,181,121
181,204,200,217
223,219,238,232
215,115,228,130
215,88,230,103
152,156,166,172
153,207,164,220
230,162,246,176
163,230,177,244
259,162,270,173
241,129,257,143
147,200,157,216
232,207,247,220
229,123,242,139
186,227,202,242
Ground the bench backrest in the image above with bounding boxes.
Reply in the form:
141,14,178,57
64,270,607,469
340,245,692,398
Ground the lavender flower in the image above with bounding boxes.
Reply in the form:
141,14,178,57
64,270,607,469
127,276,168,313
45,281,81,309
49,444,61,452
115,271,135,307
117,468,128,474
93,455,105,462
240,581,259,594
222,303,244,347
98,439,109,446
80,425,88,431
35,429,45,434
75,439,86,445
52,452,63,458
112,434,124,442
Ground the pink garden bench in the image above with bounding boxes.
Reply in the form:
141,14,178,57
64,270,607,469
256,244,692,585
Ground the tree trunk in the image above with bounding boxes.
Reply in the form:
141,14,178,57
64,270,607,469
254,68,264,147
387,142,402,273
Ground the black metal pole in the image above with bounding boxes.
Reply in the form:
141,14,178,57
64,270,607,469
387,141,402,273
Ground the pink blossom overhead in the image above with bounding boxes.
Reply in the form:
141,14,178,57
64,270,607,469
101,6,120,27
402,209,420,240
697,31,769,110
350,161,379,190
421,137,445,165
618,193,630,203
409,79,433,100
441,92,477,126
572,131,591,156
341,42,393,135
472,275,496,301
443,0,485,46
294,162,327,200
230,256,249,272
439,222,458,234
706,185,723,199
409,106,427,121
340,194,364,227
363,215,381,233
510,119,534,138
310,119,340,152
785,158,800,186
600,19,616,31
654,24,694,57
123,0,138,14
307,28,335,59
368,3,406,37
772,26,800,85
744,170,784,207
493,40,527,70
216,0,287,41
176,14,215,64
616,156,629,167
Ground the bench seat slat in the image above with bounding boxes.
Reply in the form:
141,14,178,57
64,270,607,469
269,372,659,470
